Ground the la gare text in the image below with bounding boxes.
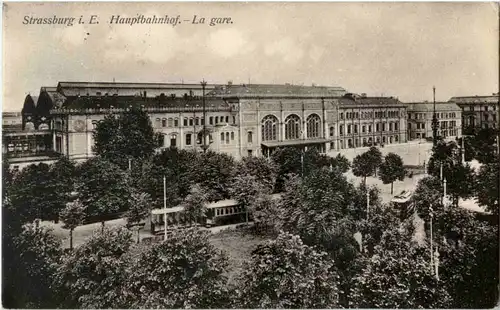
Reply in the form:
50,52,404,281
22,15,233,27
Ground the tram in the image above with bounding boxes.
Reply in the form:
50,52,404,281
149,194,282,235
390,190,414,219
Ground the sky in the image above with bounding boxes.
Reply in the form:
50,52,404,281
2,2,499,111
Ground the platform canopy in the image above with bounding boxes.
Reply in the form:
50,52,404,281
261,138,330,148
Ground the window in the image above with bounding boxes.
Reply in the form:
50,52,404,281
340,113,344,120
261,115,278,141
368,125,372,133
382,123,386,131
421,123,425,129
220,132,225,144
174,118,179,127
247,131,253,143
225,116,229,123
347,124,352,134
339,125,344,136
389,123,393,131
183,118,188,126
247,150,253,157
231,132,234,140
162,119,167,127
395,123,398,131
186,133,192,146
201,118,205,125
189,118,194,126
195,118,199,126
362,125,366,133
210,116,214,125
170,135,177,147
155,118,161,128
306,114,321,138
376,123,379,132
233,116,236,124
329,126,335,137
484,106,488,111
226,132,230,144
285,114,301,140
354,125,358,134
168,118,173,127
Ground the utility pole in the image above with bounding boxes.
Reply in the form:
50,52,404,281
366,190,370,220
432,86,438,147
163,175,167,241
201,80,208,153
430,205,434,274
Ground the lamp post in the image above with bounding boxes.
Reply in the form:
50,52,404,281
366,190,370,220
163,175,167,241
432,86,438,147
201,80,208,153
429,205,434,273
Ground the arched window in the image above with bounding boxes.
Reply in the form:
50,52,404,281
226,132,230,144
285,114,301,140
168,118,173,127
261,115,278,141
155,118,161,128
231,132,234,140
189,118,194,126
220,132,225,144
306,114,321,138
247,131,253,143
195,117,199,126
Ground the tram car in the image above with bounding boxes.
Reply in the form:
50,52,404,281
390,190,414,219
150,199,249,235
149,194,282,235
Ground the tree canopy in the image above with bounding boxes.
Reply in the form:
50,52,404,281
236,232,340,308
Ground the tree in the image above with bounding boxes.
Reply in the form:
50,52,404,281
182,184,209,226
379,153,406,194
229,174,270,224
250,194,280,234
235,156,277,192
447,162,475,206
366,146,383,176
236,232,340,308
352,152,374,185
475,160,499,215
75,157,132,230
271,147,302,192
427,139,457,179
8,163,52,223
59,199,86,250
349,226,451,308
412,176,444,222
93,107,157,168
437,208,499,308
124,228,230,308
49,156,77,222
125,190,152,243
195,151,235,201
54,227,133,308
6,224,63,308
331,153,351,173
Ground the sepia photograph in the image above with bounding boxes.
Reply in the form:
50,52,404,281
2,2,499,309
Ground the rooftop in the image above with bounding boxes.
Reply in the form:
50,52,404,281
210,83,347,98
406,101,461,111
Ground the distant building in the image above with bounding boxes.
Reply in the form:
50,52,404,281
406,101,462,140
450,93,499,133
5,80,411,167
